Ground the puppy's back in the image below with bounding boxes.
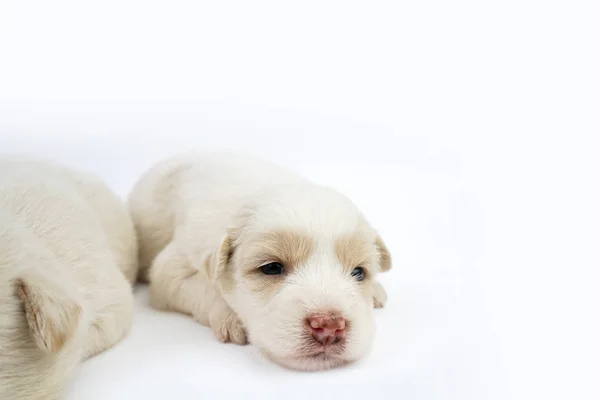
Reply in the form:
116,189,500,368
128,152,306,280
0,157,138,283
66,166,138,284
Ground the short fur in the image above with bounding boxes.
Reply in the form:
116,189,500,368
0,157,138,399
128,152,392,371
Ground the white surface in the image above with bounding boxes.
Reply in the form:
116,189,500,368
1,1,599,399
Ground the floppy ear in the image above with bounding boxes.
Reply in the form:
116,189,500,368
210,205,255,282
375,234,392,272
211,234,234,282
16,275,82,354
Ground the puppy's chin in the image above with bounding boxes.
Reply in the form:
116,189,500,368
261,348,354,372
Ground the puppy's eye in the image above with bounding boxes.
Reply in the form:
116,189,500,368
260,262,284,275
351,267,365,281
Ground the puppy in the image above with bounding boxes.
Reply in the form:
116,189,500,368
0,157,138,400
129,153,392,371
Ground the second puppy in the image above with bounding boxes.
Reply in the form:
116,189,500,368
0,157,138,400
129,153,391,371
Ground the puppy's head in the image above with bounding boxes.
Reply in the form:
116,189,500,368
211,184,391,371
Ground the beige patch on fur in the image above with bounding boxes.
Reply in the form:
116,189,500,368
237,230,314,295
255,230,314,269
335,231,379,275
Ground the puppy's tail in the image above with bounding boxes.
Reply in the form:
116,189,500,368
15,268,83,354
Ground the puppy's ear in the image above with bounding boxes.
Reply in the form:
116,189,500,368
16,275,82,353
210,205,254,282
375,234,392,272
211,234,234,282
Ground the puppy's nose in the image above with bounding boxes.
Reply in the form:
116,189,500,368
308,314,346,346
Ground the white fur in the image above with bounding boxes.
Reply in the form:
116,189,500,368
129,152,391,371
0,157,138,399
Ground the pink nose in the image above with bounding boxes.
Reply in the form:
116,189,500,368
308,314,346,346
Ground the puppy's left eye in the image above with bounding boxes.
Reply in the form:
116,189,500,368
260,262,284,275
351,267,365,281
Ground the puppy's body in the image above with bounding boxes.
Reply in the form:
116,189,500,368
129,153,391,371
0,158,137,400
131,153,306,281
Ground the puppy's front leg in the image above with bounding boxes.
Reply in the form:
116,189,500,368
208,299,248,345
149,240,248,345
373,280,388,309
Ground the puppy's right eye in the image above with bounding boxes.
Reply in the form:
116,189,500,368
260,262,284,275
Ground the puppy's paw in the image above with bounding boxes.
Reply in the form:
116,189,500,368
211,309,248,345
373,280,388,309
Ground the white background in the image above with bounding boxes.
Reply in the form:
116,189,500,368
1,1,599,399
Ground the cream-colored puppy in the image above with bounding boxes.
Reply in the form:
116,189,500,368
0,157,138,400
129,153,392,371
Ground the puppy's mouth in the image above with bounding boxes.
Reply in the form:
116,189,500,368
308,344,345,356
304,350,343,361
297,335,347,358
